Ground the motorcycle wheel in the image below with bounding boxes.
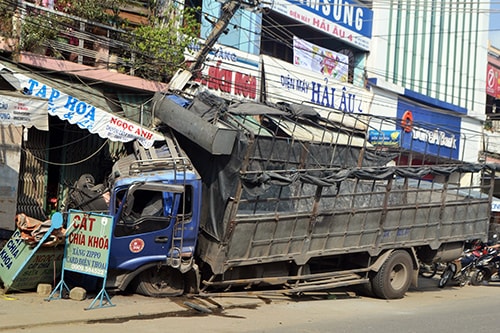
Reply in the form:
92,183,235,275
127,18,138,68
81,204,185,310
419,263,438,279
438,266,454,288
471,269,487,286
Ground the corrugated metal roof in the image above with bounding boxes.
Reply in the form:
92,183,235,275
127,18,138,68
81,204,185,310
271,117,370,148
230,115,274,137
229,114,369,147
0,60,115,113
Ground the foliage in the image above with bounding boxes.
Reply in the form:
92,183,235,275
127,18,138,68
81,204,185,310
485,119,493,131
129,5,200,82
56,0,126,26
0,2,14,38
20,12,63,52
18,0,128,55
19,0,124,53
17,0,201,82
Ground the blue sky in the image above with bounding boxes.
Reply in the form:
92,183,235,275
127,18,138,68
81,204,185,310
491,2,500,48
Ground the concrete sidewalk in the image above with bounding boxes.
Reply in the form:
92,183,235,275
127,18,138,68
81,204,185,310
0,289,268,330
0,275,443,330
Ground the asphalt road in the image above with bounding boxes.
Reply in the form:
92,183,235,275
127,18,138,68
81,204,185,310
2,277,500,333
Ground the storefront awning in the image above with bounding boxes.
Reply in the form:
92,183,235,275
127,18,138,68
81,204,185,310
0,64,163,148
0,91,48,130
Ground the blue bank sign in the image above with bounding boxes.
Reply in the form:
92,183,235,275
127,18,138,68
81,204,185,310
397,100,460,160
368,130,401,147
272,0,373,50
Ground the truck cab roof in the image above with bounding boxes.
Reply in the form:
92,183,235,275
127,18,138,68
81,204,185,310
109,137,200,189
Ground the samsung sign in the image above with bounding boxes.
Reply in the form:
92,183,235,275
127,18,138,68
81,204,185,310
273,0,373,50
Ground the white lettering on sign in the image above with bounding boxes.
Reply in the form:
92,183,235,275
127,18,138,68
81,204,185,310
412,127,457,149
296,0,366,33
272,0,372,50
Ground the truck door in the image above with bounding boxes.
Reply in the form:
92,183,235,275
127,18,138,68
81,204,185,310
109,183,185,270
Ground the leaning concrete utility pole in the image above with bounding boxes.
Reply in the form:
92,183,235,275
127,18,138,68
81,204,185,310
189,0,241,74
169,0,244,91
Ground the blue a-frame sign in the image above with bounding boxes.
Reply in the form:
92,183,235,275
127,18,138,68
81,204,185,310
47,210,115,310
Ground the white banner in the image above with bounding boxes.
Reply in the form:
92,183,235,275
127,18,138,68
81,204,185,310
293,36,349,82
0,93,48,130
186,42,261,101
0,65,163,148
262,55,373,115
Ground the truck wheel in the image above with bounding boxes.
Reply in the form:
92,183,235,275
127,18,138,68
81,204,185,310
371,250,413,299
134,266,184,297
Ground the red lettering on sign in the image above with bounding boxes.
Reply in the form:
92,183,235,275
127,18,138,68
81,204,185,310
234,73,257,99
110,117,135,132
72,215,95,231
197,61,257,100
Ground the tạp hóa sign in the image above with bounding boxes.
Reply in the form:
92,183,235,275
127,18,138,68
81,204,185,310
64,212,113,278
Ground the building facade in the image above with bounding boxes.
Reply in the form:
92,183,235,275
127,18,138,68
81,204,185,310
367,0,490,168
0,0,496,233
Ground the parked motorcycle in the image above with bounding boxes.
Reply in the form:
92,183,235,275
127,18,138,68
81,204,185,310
470,248,500,285
438,241,488,288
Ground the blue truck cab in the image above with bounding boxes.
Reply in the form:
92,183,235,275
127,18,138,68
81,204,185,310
69,137,202,297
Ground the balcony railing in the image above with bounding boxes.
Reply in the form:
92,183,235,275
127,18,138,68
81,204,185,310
0,1,162,81
486,115,500,133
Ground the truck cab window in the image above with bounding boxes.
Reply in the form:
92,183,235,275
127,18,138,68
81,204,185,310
176,186,192,217
114,189,169,237
113,186,192,237
133,191,166,217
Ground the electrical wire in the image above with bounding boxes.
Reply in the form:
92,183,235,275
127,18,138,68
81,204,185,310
2,0,499,114
0,0,492,94
22,138,111,166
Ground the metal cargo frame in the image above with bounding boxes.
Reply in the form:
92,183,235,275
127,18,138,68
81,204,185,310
194,106,493,278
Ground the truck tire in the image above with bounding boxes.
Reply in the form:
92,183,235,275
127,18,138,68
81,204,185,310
134,266,185,297
371,250,413,299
